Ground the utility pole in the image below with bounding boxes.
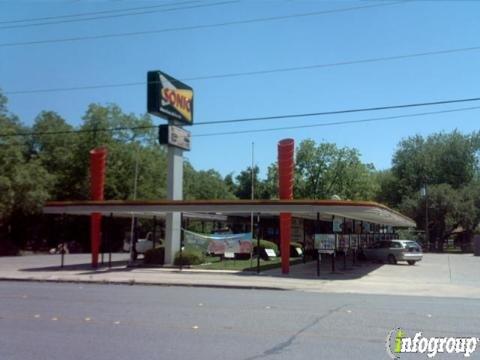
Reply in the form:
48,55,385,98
425,184,429,251
421,184,429,251
128,147,140,266
250,142,254,268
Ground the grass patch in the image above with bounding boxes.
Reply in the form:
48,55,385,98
195,256,304,272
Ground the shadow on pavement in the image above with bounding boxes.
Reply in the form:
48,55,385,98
240,254,385,281
16,252,386,281
19,259,130,273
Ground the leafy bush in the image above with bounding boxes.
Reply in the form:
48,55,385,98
290,242,304,257
174,248,204,266
144,246,165,265
251,239,279,260
252,239,278,253
290,241,303,248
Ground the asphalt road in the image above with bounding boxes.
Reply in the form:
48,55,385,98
1,282,479,360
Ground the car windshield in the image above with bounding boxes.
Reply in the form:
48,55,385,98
403,241,419,248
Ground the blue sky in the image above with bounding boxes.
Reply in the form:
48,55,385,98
1,0,479,178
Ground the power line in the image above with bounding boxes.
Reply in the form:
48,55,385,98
0,1,405,48
193,106,480,137
0,125,155,138
0,1,237,30
0,95,479,138
194,96,480,126
1,106,478,146
0,0,198,24
5,44,480,95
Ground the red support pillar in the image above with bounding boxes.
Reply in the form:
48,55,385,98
90,147,107,268
278,139,294,274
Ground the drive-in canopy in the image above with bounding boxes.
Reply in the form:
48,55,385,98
43,199,416,228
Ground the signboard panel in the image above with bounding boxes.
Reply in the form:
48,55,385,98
336,234,349,250
314,234,335,254
291,218,304,243
350,235,358,250
333,218,343,233
224,252,235,259
184,230,252,255
147,70,194,125
265,249,277,258
359,234,367,248
363,222,371,233
159,125,191,151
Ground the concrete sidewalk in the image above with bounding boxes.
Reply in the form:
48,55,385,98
1,253,479,298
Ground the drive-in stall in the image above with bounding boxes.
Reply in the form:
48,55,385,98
43,199,415,275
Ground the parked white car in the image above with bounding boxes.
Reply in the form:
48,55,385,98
363,239,423,265
123,232,161,254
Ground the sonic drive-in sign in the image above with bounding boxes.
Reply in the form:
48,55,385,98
147,71,193,125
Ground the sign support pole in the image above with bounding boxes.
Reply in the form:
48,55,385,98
352,220,356,267
165,145,184,265
343,218,347,271
316,213,321,277
331,235,336,273
108,213,113,269
152,216,157,250
60,214,66,269
147,70,192,266
317,250,320,277
256,214,260,274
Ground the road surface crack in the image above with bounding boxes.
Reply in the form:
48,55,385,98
242,304,350,360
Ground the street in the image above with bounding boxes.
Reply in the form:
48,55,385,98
1,282,480,360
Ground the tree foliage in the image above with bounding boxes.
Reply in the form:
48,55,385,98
391,131,479,200
0,95,53,221
294,139,377,200
385,131,480,248
0,91,235,252
229,139,377,201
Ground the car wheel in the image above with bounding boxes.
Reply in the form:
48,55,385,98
407,260,416,266
387,254,397,265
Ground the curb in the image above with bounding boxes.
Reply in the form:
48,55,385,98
0,277,287,291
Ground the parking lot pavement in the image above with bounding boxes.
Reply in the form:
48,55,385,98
0,253,479,298
356,253,480,286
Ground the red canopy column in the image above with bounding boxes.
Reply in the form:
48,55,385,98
90,147,107,267
278,139,294,274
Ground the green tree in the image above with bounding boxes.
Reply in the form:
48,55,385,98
262,163,279,199
63,103,161,200
231,166,268,199
457,180,480,244
400,184,463,251
0,92,54,253
392,131,479,200
374,170,402,207
30,111,76,200
399,181,480,251
0,93,53,219
386,131,480,250
295,139,376,200
184,166,235,200
223,173,236,195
